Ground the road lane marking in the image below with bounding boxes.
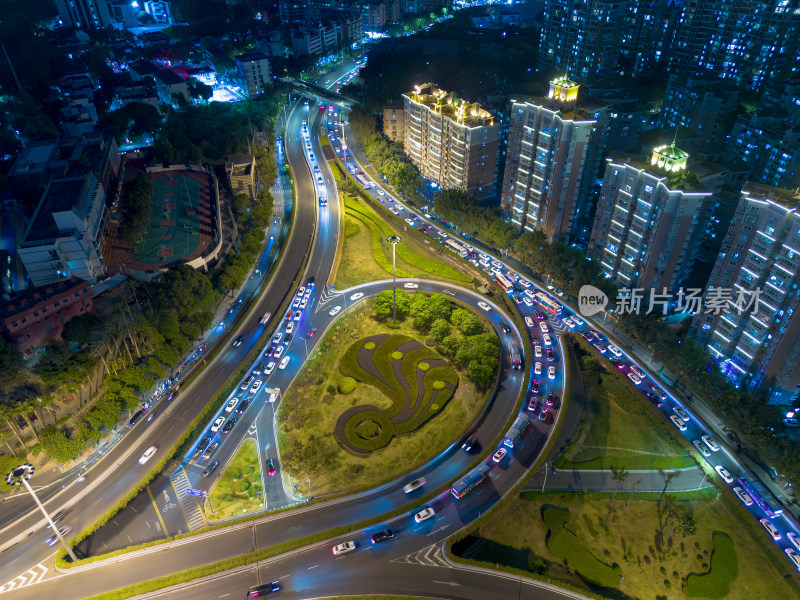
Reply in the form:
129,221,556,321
307,564,318,570
146,485,169,535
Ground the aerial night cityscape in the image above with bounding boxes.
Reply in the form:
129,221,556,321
1,0,800,599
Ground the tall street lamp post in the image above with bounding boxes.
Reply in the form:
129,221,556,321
387,235,402,325
6,464,78,561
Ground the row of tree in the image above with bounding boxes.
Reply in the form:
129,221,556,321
117,173,154,243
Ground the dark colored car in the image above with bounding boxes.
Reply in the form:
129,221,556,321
266,458,277,476
265,345,276,357
222,418,237,434
254,361,266,375
246,581,281,597
202,460,219,478
645,392,664,408
48,507,73,528
236,398,250,414
197,436,211,452
462,433,480,452
370,528,396,544
306,276,315,287
500,322,511,333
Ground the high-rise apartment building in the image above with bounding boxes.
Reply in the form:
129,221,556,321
402,83,499,200
691,184,800,405
56,0,140,29
729,113,800,190
501,77,610,243
589,144,713,292
539,0,628,82
236,52,271,99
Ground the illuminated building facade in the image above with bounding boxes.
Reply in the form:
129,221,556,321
501,77,610,242
402,83,499,200
589,144,712,292
729,113,800,190
691,184,800,405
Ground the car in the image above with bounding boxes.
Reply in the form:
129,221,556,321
611,358,625,369
371,528,396,544
225,398,238,413
673,406,690,421
500,322,511,333
462,432,480,452
240,376,254,391
477,301,491,311
246,581,281,597
279,356,290,370
293,310,302,322
715,465,734,483
250,380,263,394
539,322,549,333
519,279,531,288
733,486,754,506
272,332,283,344
300,297,308,309
548,365,556,379
527,397,538,413
580,330,593,341
266,458,277,476
297,286,306,297
531,380,540,394
350,292,364,301
45,525,72,546
222,417,237,434
254,361,266,375
525,317,535,328
232,334,245,347
512,293,523,304
197,436,211,452
543,333,552,346
607,344,622,357
630,365,646,378
329,305,342,316
701,435,720,452
786,548,800,571
538,407,549,422
645,392,664,407
594,342,607,353
138,446,158,465
562,318,575,329
534,345,542,358
571,315,584,325
627,372,641,385
403,282,419,289
396,203,405,211
332,541,357,556
443,289,456,297
650,386,668,401
546,392,556,407
589,329,602,340
264,361,276,375
286,322,294,334
285,310,294,321
48,507,73,528
304,286,313,298
759,518,781,540
403,478,426,494
292,298,301,309
236,398,250,414
377,189,385,196
493,447,508,463
670,415,687,431
692,439,711,457
535,311,545,320
523,297,533,307
307,327,317,337
534,362,542,375
788,532,800,552
210,416,225,433
203,442,220,460
546,348,555,362
414,507,435,523
405,218,415,226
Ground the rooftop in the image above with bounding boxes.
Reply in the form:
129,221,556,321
404,82,495,127
743,182,800,211
8,141,60,177
607,152,708,193
237,51,269,63
23,177,89,244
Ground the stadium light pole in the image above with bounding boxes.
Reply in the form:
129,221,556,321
6,464,78,561
387,236,401,325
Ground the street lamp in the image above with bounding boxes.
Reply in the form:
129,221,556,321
387,235,402,325
6,464,78,561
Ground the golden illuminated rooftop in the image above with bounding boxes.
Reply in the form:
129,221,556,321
651,142,689,173
405,82,495,127
549,75,580,104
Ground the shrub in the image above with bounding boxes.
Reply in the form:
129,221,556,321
419,362,430,371
364,342,376,350
433,381,445,390
430,404,440,411
338,377,357,394
391,351,403,360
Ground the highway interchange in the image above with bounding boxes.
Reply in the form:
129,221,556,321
1,59,799,599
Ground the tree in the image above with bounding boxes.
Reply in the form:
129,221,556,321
429,318,451,343
61,313,101,344
672,509,697,538
372,289,411,320
118,173,154,243
658,471,678,506
609,465,630,504
39,425,83,463
625,478,642,510
0,339,24,390
467,358,498,389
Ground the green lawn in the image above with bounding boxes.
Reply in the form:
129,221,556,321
451,489,800,600
276,303,487,496
557,341,695,470
206,439,263,521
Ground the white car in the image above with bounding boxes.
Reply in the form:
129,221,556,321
561,318,575,329
403,478,426,493
760,518,781,540
210,416,225,433
278,356,290,370
264,361,276,375
396,203,405,211
267,392,279,404
548,366,556,380
692,439,711,457
477,301,491,312
224,398,238,413
539,322,549,333
523,297,533,307
571,315,584,325
405,218,415,226
138,446,158,465
250,380,263,394
714,465,734,483
329,305,342,316
403,282,419,289
534,345,542,358
788,532,800,552
272,332,283,344
332,541,356,556
627,372,641,385
259,312,271,324
786,548,800,571
543,333,552,347
670,415,687,431
701,435,720,452
414,507,435,523
518,279,531,289
630,365,646,378
300,298,308,309
673,406,690,421
525,317,534,327
350,292,364,301
534,362,542,375
733,486,753,506
607,344,622,357
293,310,302,322
274,345,285,359
377,190,385,196
492,447,508,463
286,322,294,334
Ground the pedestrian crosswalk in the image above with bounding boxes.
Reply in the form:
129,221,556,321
392,543,451,568
0,563,48,593
170,468,206,530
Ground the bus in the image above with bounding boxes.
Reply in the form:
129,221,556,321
444,238,468,257
503,413,530,448
451,463,490,499
354,173,372,189
737,472,783,517
509,342,522,369
533,291,563,316
496,276,513,293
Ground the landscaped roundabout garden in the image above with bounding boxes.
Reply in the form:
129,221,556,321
275,290,500,495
